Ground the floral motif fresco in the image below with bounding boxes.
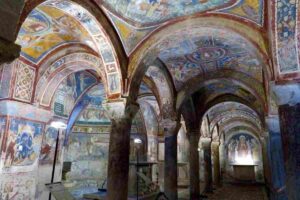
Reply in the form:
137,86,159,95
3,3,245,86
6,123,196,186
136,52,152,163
3,119,43,168
102,0,237,26
158,31,263,90
51,71,97,117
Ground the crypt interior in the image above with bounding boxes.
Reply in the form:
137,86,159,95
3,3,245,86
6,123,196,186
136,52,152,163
0,0,299,200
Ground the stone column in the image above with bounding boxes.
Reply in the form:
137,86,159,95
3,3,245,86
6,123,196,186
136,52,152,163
104,100,139,200
162,119,181,200
187,130,200,199
212,142,221,187
0,38,20,64
279,103,300,200
266,116,288,200
219,135,226,180
202,139,213,193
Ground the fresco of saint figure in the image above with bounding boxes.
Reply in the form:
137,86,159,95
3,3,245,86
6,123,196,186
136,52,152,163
237,135,249,158
227,133,260,165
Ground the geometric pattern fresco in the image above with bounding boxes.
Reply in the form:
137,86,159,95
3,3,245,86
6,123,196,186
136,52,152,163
159,30,263,90
13,61,36,103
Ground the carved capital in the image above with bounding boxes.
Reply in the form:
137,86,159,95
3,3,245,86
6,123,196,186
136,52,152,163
102,98,139,121
160,118,181,137
0,38,20,64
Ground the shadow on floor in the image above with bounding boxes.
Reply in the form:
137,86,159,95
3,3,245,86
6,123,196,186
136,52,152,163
179,183,268,200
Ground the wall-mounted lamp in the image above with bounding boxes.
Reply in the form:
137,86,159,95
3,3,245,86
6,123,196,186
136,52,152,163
134,138,142,144
50,121,67,130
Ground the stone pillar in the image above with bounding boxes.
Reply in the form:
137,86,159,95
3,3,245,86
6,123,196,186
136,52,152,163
162,119,181,200
0,38,20,64
212,142,221,187
202,139,213,193
219,135,226,179
187,130,200,199
104,100,139,200
279,103,300,200
266,116,288,200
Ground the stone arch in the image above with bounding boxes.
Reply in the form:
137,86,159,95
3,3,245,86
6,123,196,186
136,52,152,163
35,52,106,108
15,0,125,98
128,16,271,99
176,70,266,113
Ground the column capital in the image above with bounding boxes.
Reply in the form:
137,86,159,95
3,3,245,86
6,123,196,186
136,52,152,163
211,141,220,146
200,137,212,148
0,38,20,64
265,115,280,134
160,118,181,137
271,82,300,106
102,98,139,121
187,129,200,142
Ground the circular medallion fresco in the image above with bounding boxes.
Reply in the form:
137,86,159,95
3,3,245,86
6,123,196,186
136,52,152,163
187,47,227,63
19,10,51,35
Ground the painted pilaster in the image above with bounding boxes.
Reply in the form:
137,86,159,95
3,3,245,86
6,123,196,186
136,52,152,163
266,116,288,200
272,83,300,200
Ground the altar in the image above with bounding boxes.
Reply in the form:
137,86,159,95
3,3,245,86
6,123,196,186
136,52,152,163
232,165,256,182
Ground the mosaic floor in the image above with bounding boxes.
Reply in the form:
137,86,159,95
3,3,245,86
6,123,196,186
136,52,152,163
179,183,268,200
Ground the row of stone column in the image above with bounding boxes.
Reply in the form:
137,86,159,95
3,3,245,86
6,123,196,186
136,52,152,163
84,102,300,200
104,102,222,200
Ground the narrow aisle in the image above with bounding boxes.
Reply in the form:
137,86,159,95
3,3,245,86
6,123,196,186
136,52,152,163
205,183,268,200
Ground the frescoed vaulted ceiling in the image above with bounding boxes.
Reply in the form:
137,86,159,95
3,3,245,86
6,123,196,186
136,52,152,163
16,6,97,63
102,0,264,54
102,0,264,26
157,28,264,91
202,101,263,138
